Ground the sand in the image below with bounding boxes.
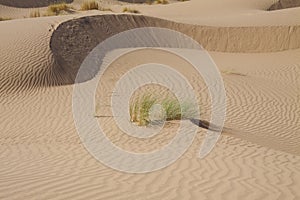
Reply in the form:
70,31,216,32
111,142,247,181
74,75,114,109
0,0,74,8
269,0,300,10
1,0,300,199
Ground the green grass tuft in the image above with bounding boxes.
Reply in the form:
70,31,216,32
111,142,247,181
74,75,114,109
130,94,197,126
130,95,156,126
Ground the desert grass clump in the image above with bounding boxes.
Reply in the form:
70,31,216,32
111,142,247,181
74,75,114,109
145,0,154,4
155,0,169,4
130,95,157,126
123,7,140,13
146,0,169,4
30,10,41,18
162,98,196,121
81,1,99,10
47,3,70,16
0,17,11,21
130,94,196,126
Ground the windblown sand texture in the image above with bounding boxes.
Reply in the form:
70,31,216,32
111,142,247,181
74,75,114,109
0,0,300,199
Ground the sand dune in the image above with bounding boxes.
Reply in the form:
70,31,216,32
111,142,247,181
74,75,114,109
0,0,73,8
2,14,298,91
50,14,300,86
1,0,300,199
135,0,300,26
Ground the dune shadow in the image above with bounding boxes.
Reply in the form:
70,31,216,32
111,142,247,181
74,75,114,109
189,118,226,132
268,0,300,10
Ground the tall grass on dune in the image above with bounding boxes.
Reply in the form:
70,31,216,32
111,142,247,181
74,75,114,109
0,17,11,21
123,7,140,13
155,0,169,4
30,10,41,18
129,94,197,126
81,1,99,10
130,95,157,126
47,2,70,16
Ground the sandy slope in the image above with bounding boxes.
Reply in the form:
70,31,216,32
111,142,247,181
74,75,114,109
134,0,300,26
0,0,300,199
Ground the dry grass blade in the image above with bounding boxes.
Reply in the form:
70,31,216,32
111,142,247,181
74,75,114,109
81,1,99,10
30,10,41,18
0,17,11,21
47,3,70,16
123,7,140,13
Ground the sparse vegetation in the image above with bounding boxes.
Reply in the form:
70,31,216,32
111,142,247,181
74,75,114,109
129,94,196,126
177,0,189,2
47,3,70,16
0,17,11,21
130,95,157,126
145,0,154,4
155,0,169,4
146,0,169,4
123,7,140,13
81,0,99,10
30,10,41,18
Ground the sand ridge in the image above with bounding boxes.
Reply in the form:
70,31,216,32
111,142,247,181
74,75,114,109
50,14,300,87
0,0,74,8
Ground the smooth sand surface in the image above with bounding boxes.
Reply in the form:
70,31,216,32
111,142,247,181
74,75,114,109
1,0,300,199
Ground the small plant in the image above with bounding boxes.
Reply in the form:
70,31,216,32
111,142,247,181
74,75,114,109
155,0,169,4
161,99,182,121
146,0,154,4
123,7,140,13
130,95,157,126
81,1,99,10
146,0,169,4
0,17,11,21
47,3,70,16
30,10,41,18
177,0,189,1
129,94,196,126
